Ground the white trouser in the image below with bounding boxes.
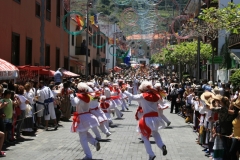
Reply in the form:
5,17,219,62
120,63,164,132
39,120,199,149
78,131,97,159
114,107,122,118
128,97,132,104
91,127,101,139
141,130,165,156
121,99,128,110
44,105,56,120
99,122,109,134
158,110,170,124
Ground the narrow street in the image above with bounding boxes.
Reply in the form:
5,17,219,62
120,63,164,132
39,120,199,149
5,101,208,160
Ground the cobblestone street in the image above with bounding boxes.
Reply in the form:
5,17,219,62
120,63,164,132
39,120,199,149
4,101,208,160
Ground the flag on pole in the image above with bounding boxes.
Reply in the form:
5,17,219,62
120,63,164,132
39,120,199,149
124,48,131,66
90,16,95,25
94,13,101,24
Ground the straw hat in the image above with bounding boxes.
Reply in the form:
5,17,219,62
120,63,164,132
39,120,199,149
233,99,240,109
200,91,215,106
212,87,220,95
213,94,222,101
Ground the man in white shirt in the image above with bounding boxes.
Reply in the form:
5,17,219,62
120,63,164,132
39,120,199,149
36,81,58,130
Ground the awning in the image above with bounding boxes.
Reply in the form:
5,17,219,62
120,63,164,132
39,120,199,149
39,69,55,77
0,58,19,80
18,65,50,70
93,59,99,67
70,59,84,67
62,69,80,77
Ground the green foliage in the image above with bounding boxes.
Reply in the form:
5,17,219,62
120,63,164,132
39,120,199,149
198,2,240,34
150,41,212,66
230,69,240,88
101,0,110,6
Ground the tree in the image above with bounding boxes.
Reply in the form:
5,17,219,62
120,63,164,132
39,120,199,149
230,69,240,88
151,41,212,76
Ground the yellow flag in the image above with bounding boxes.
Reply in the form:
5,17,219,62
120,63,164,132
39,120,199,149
90,16,95,25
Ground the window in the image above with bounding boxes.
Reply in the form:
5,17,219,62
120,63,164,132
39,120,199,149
45,44,50,66
13,0,21,4
11,33,20,65
89,36,92,46
89,26,92,33
103,40,106,53
72,35,74,46
147,52,149,56
64,10,68,29
100,37,103,52
46,0,51,21
56,0,60,26
26,38,32,65
147,46,150,50
64,57,69,70
35,2,40,17
93,32,96,48
56,48,60,70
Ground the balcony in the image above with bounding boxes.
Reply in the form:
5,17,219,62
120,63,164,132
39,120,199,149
75,47,90,56
229,33,240,49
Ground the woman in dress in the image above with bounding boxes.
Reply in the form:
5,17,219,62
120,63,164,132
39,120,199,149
23,82,34,133
16,85,30,139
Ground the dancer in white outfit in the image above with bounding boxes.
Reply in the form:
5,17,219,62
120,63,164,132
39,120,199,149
103,81,123,119
69,82,101,159
123,81,167,160
87,82,111,140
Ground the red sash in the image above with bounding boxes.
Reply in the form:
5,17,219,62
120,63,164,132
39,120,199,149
135,106,143,120
139,112,158,139
111,95,120,100
72,111,90,132
100,101,110,113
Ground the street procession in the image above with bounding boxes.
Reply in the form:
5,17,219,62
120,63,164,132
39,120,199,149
1,0,240,160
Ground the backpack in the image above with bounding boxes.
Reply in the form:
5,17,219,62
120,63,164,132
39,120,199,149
170,88,178,98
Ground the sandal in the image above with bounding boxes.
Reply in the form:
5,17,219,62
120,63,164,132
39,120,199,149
0,151,6,157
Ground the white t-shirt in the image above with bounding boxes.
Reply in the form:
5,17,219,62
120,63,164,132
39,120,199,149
18,95,28,110
24,91,35,104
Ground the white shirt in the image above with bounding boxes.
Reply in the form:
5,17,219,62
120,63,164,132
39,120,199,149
37,86,54,103
70,94,90,113
17,95,27,110
24,91,35,105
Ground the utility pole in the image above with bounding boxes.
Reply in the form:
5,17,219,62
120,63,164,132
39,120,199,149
112,23,116,78
85,1,92,81
197,0,201,82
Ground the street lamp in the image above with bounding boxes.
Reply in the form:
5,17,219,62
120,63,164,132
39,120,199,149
85,1,93,81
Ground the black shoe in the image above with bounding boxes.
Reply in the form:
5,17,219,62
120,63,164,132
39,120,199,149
162,145,167,156
126,107,129,110
202,148,207,151
205,153,210,157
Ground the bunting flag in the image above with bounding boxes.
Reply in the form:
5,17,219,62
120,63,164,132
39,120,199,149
90,16,95,25
108,38,114,44
94,13,101,24
76,15,84,30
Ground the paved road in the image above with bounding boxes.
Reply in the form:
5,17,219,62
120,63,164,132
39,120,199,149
4,101,208,160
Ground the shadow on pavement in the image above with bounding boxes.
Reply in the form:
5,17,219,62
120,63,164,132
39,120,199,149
110,124,121,128
114,118,125,120
98,139,111,142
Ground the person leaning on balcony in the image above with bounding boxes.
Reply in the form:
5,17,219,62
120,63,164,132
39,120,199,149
54,68,63,85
